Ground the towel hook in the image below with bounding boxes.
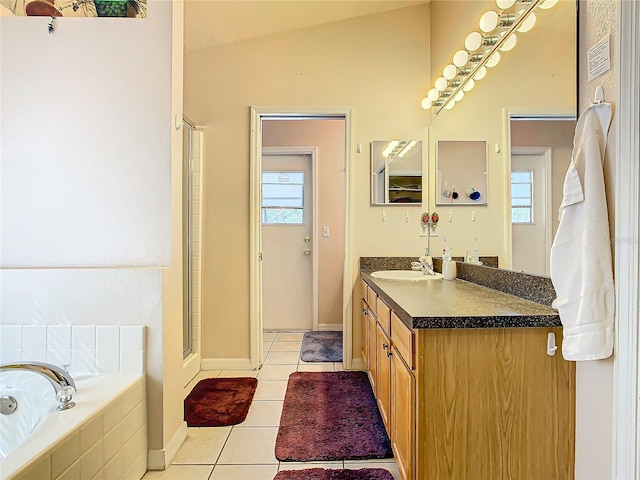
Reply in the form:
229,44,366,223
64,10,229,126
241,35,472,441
592,85,605,104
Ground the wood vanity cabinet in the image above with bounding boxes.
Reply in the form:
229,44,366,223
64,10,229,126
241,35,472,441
360,277,575,480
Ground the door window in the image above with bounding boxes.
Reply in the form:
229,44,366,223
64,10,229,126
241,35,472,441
262,171,304,224
511,170,534,223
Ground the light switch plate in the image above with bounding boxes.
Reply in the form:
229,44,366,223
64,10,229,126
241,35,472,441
322,226,330,237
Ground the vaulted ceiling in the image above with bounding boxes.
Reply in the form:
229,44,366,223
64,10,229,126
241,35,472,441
184,1,428,52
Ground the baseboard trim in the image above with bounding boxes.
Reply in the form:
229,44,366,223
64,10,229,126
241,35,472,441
201,357,253,371
319,323,342,331
147,421,187,470
350,358,366,371
183,352,200,388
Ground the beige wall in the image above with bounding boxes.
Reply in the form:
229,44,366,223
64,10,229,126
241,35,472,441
427,0,576,264
185,4,431,360
575,1,618,478
262,119,346,328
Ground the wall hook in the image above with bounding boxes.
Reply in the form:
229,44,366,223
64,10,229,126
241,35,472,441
592,85,605,104
48,16,55,34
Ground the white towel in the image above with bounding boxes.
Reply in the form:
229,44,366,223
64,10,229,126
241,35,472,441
549,102,614,361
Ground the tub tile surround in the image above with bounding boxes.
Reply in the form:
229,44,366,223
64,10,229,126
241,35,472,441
360,257,559,329
0,325,147,480
0,324,145,375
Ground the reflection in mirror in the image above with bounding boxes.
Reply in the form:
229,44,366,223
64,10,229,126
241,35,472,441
371,140,422,205
436,140,488,206
426,0,576,276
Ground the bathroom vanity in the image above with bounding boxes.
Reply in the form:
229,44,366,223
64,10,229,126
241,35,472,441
360,258,575,480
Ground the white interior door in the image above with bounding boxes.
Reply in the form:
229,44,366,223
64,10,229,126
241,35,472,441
511,150,551,275
262,154,313,330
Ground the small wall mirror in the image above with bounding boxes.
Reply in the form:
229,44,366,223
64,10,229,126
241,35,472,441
436,140,488,206
371,140,423,205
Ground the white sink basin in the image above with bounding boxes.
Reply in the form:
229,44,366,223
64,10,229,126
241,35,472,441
370,270,443,281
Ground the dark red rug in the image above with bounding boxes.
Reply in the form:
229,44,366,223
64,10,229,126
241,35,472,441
184,377,257,427
274,468,394,480
275,371,393,461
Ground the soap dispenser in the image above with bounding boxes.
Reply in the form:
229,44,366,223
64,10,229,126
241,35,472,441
442,247,457,280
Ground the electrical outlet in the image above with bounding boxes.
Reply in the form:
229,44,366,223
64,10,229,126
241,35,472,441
472,211,476,222
382,210,386,222
405,211,410,222
322,226,330,237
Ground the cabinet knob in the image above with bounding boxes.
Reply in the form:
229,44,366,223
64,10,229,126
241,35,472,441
387,351,393,357
382,343,388,350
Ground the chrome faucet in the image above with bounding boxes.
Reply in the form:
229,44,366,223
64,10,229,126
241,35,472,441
0,361,76,410
419,256,436,276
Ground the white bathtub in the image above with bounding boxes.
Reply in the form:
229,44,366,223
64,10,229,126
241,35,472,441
0,371,147,480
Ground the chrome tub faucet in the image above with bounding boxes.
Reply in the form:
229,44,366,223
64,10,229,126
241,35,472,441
0,361,76,410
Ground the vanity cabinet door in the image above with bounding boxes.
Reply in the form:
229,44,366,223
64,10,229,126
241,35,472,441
391,349,415,480
367,311,377,391
376,322,391,430
361,300,368,367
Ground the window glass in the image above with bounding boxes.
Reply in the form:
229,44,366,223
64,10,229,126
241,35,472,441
511,169,533,224
262,171,304,225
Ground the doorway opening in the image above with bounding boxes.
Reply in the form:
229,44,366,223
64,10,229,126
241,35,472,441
503,111,576,273
250,108,352,370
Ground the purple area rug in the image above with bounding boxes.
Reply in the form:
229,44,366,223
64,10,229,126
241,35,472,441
275,371,393,462
274,468,394,480
301,331,343,362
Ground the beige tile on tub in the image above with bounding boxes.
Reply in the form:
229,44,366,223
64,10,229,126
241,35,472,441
171,427,232,465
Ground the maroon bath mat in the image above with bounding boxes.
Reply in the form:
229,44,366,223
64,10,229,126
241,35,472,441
184,377,257,427
275,371,393,461
274,468,394,480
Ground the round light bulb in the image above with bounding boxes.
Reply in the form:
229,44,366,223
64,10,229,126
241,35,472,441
496,0,516,9
445,100,456,110
427,88,439,101
443,64,457,80
463,78,475,92
479,11,499,33
517,12,536,33
454,90,465,102
453,50,469,68
486,51,501,67
420,97,432,110
435,77,448,91
464,32,483,51
539,0,559,9
474,66,487,81
500,34,517,52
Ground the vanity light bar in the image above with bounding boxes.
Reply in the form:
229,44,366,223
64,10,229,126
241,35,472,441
421,0,557,116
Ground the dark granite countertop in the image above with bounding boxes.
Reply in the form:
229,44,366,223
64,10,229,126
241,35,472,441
362,271,561,330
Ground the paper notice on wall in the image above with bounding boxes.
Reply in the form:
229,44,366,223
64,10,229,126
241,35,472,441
587,35,611,82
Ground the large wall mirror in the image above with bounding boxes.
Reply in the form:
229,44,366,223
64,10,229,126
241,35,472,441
427,0,577,276
436,140,488,206
371,140,423,205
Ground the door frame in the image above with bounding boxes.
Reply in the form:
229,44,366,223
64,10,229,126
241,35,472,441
510,146,553,275
501,108,576,270
249,107,353,370
262,146,319,332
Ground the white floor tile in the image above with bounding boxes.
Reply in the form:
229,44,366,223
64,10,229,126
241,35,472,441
297,363,335,372
263,341,273,353
278,461,344,471
257,364,297,381
217,370,258,378
253,380,288,401
217,427,279,465
240,400,283,426
142,465,213,480
171,427,231,465
263,333,277,342
264,351,300,365
275,332,305,342
270,341,303,352
210,464,279,479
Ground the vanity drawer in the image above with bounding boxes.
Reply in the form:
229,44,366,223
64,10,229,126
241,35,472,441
376,297,391,336
391,311,414,369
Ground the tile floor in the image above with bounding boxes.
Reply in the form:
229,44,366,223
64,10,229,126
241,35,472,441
142,331,400,480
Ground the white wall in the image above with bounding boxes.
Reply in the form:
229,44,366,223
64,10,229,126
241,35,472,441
0,0,181,458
